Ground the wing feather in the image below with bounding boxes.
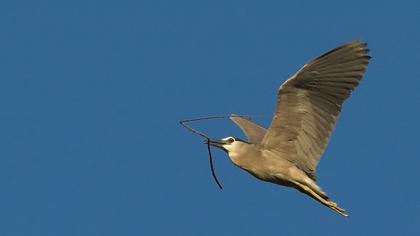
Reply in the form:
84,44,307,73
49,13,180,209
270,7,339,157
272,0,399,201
262,41,370,180
230,114,267,143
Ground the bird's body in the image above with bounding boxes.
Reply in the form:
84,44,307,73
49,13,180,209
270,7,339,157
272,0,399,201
227,142,297,185
204,41,370,217
214,136,345,215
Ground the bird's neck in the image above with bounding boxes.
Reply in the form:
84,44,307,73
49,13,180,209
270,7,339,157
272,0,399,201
228,144,258,170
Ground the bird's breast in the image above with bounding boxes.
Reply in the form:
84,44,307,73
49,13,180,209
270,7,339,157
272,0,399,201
228,148,296,183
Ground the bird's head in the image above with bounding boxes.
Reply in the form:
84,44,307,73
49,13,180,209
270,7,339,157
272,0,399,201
205,136,248,154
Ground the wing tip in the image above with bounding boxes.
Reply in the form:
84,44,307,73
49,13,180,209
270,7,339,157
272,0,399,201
312,39,370,63
230,113,243,121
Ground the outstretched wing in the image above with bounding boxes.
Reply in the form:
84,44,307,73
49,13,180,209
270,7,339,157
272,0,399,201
262,41,370,180
230,114,267,144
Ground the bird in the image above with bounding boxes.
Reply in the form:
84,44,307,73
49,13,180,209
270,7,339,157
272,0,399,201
206,41,370,217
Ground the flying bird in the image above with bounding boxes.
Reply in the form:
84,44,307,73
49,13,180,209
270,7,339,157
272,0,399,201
206,41,370,216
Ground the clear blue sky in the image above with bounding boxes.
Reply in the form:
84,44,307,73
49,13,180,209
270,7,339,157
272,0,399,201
1,0,419,235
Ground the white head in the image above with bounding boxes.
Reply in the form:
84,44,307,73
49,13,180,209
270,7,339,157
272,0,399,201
207,136,249,158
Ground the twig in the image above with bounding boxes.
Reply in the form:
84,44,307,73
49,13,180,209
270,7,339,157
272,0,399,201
180,115,254,190
207,140,223,189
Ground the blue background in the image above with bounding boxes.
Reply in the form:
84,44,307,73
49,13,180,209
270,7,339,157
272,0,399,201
1,0,419,235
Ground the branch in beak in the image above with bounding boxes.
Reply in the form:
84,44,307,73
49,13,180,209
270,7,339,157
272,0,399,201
205,139,227,151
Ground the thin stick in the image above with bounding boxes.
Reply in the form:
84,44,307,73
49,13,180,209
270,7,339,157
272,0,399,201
180,115,254,190
179,115,254,138
207,140,223,190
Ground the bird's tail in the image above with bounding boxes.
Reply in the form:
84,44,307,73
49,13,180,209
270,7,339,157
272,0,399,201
293,181,348,217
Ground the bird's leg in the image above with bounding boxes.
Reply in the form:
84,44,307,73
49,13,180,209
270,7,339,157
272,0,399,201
295,182,331,205
292,181,348,217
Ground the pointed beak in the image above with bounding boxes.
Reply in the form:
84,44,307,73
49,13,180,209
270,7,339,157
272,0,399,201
204,139,227,150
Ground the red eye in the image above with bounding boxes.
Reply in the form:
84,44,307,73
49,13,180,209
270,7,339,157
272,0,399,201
228,138,235,143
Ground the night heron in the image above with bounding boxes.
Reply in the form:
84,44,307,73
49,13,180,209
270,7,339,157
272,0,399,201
207,41,370,216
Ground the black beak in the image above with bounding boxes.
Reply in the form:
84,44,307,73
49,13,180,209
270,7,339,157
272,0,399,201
204,139,227,151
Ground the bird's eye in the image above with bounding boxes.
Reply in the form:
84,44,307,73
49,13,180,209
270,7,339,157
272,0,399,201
228,137,235,143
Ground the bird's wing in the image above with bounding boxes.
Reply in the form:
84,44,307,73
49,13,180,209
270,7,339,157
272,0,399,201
230,114,267,144
261,41,370,180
